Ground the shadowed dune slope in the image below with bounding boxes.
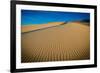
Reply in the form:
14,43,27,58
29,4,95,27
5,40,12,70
21,22,90,63
22,22,64,33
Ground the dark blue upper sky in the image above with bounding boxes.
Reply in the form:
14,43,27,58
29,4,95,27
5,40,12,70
21,10,90,25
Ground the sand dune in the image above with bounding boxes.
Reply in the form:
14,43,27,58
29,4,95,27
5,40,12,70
22,22,64,33
21,22,90,63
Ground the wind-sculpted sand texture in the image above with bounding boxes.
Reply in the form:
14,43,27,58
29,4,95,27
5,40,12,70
21,22,90,63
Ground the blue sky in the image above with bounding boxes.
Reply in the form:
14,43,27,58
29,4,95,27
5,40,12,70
21,10,90,25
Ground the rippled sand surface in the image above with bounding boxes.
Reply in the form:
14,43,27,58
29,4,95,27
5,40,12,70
21,22,90,63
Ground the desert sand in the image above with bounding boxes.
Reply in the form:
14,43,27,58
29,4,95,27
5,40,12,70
21,22,90,63
22,22,64,33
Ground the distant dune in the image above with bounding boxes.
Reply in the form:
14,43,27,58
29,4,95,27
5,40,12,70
22,22,64,33
21,22,90,63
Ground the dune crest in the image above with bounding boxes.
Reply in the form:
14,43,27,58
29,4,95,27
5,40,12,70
21,22,90,63
22,22,64,33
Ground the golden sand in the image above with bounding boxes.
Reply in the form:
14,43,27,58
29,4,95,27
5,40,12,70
21,22,90,62
21,22,64,33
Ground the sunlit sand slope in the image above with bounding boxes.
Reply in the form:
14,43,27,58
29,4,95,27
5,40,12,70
21,22,90,63
22,22,64,33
